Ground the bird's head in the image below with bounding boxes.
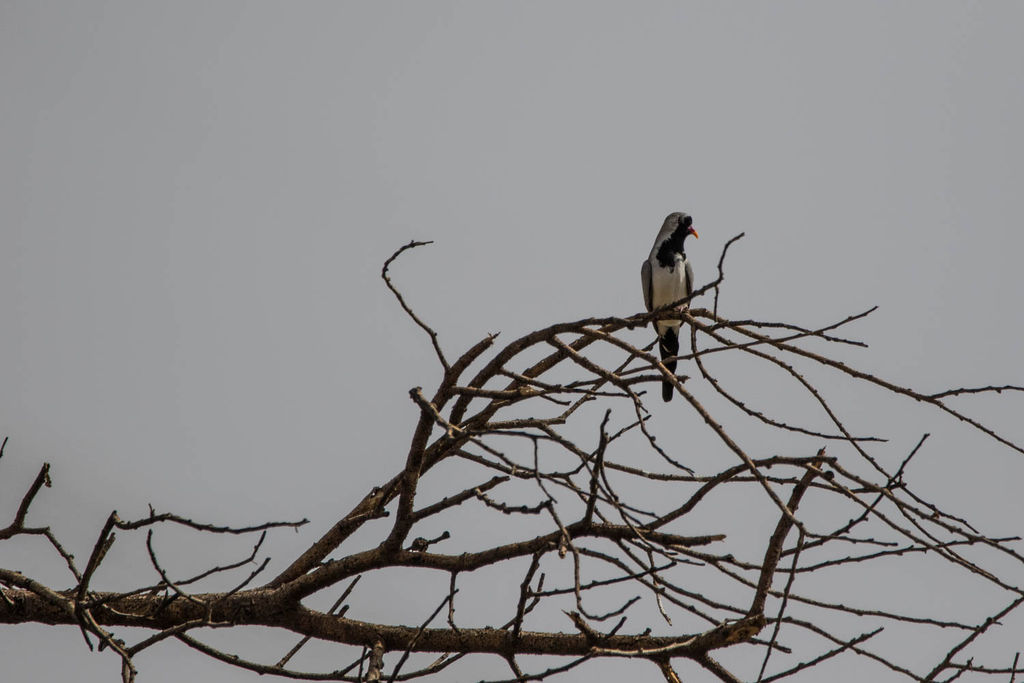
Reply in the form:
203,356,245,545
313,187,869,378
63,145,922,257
665,212,699,241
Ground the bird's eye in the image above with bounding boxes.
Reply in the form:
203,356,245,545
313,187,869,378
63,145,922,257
681,216,692,229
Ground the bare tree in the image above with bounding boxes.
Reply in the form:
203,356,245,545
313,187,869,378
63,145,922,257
3,238,1023,682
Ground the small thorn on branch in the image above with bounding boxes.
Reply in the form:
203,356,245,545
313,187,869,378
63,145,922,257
408,531,451,552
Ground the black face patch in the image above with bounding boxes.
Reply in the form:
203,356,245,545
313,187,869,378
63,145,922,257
655,215,694,268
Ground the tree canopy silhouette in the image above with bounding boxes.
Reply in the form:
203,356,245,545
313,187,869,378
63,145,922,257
3,238,1023,682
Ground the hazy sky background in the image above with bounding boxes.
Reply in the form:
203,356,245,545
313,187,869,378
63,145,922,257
2,3,1024,681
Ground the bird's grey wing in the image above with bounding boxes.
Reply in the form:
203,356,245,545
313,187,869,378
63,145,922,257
641,260,653,311
684,259,695,300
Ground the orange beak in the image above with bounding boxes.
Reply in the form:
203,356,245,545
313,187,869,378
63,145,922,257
689,228,699,239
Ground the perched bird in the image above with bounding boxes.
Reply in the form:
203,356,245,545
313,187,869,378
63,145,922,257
641,212,699,401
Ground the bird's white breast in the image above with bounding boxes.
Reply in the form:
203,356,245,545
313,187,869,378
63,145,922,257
650,255,689,336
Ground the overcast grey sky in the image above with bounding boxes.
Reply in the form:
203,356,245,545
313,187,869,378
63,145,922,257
2,3,1024,682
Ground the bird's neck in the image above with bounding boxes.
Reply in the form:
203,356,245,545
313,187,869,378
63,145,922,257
655,236,686,268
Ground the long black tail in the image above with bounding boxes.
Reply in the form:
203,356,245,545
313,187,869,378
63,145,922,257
658,327,679,402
